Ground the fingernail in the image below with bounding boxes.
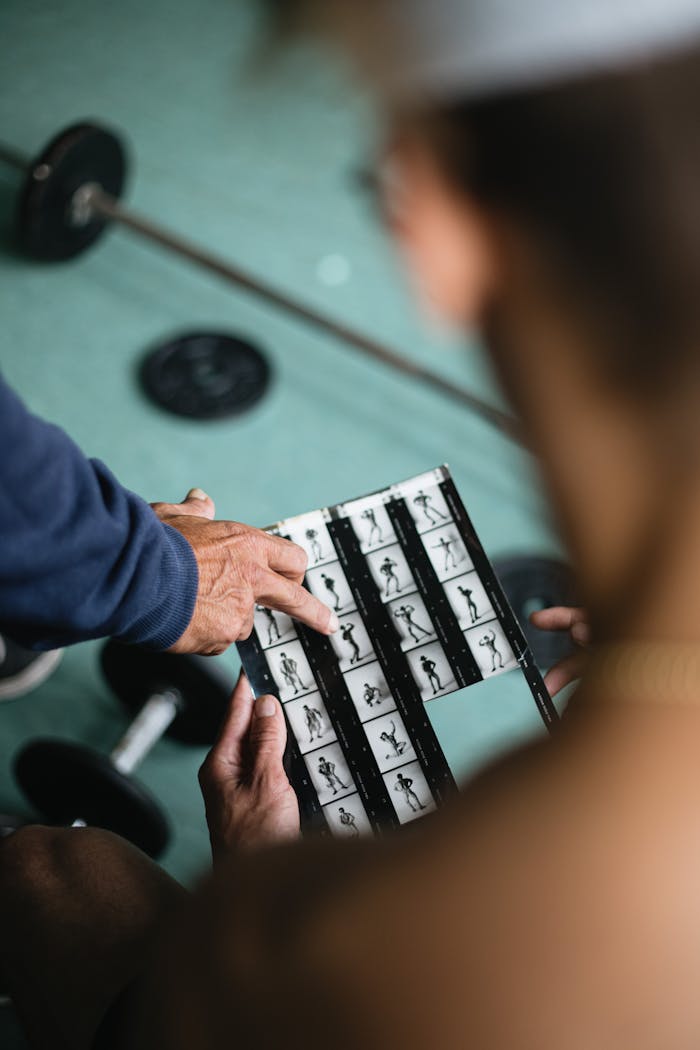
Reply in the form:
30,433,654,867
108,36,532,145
186,487,209,501
255,695,277,718
327,611,340,633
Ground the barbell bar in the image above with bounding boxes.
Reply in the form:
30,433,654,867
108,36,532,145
0,121,521,443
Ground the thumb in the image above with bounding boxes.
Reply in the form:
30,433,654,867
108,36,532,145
178,487,216,519
248,694,287,767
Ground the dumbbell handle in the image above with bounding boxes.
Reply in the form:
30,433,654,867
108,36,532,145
66,689,181,831
109,690,182,775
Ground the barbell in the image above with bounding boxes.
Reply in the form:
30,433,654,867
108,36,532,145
0,120,520,441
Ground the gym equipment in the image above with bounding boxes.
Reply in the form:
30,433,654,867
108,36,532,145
140,330,271,419
0,633,62,702
494,555,578,670
14,640,231,858
0,120,520,442
15,123,127,262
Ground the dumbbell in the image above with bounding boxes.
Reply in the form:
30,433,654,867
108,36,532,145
13,639,232,858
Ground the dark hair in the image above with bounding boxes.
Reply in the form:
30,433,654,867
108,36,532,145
414,48,700,392
267,1,700,392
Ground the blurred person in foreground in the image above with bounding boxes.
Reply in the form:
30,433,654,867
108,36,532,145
5,1,700,1047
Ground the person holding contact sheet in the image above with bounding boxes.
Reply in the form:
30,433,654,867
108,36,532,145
8,2,700,1048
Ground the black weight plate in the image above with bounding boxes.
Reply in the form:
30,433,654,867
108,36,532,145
100,640,232,746
140,331,271,419
14,739,170,858
494,556,578,671
18,122,127,261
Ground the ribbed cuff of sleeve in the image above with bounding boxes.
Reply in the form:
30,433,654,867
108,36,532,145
115,524,199,650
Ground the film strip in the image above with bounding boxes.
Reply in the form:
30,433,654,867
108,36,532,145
238,466,558,839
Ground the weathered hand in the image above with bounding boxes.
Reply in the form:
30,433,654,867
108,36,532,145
198,672,300,862
151,489,338,655
529,606,590,697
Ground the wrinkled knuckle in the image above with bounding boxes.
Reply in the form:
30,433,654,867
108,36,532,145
252,728,279,755
240,529,262,555
289,541,308,570
286,583,308,612
222,530,249,564
246,559,266,591
221,518,244,536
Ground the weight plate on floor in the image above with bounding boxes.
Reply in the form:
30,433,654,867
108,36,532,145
18,122,127,261
140,331,271,419
100,640,232,746
494,556,578,671
0,634,62,702
14,739,170,858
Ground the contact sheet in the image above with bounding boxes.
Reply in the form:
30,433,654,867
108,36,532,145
237,466,557,837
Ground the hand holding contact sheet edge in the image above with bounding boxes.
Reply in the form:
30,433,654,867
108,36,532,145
238,466,556,837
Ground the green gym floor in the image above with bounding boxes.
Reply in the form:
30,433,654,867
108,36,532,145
0,1,561,1043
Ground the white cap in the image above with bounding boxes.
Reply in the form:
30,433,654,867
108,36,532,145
326,0,700,101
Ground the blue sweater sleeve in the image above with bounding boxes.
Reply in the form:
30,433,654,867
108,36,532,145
0,375,199,650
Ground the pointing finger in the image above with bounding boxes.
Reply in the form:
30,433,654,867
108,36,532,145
262,533,309,580
255,570,339,635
